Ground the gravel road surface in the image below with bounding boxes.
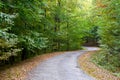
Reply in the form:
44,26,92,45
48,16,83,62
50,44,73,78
26,47,99,80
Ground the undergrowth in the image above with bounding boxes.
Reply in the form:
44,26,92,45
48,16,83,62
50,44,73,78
91,51,120,77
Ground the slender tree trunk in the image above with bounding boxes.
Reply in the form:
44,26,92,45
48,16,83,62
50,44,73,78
44,9,47,32
53,0,61,51
43,8,47,52
67,21,69,50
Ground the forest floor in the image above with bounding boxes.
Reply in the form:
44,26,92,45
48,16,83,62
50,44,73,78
0,52,65,80
78,51,120,80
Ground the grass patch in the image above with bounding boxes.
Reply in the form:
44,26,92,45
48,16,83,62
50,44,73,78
91,51,120,77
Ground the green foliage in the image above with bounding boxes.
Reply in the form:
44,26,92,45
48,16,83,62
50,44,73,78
91,0,120,77
0,10,21,60
93,0,120,54
0,29,21,60
91,51,120,77
19,31,48,52
0,0,95,63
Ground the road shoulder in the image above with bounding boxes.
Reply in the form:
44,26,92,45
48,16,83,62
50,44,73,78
78,51,120,80
0,52,65,80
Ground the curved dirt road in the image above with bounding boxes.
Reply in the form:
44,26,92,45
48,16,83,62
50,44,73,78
26,47,99,80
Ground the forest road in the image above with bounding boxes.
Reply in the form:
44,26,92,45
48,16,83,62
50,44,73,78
26,47,99,80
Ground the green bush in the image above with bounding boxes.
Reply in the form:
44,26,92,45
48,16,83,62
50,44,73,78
92,51,120,73
0,29,21,60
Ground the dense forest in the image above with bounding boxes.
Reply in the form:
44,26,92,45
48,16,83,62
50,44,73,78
92,0,120,75
0,0,95,64
0,0,120,71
